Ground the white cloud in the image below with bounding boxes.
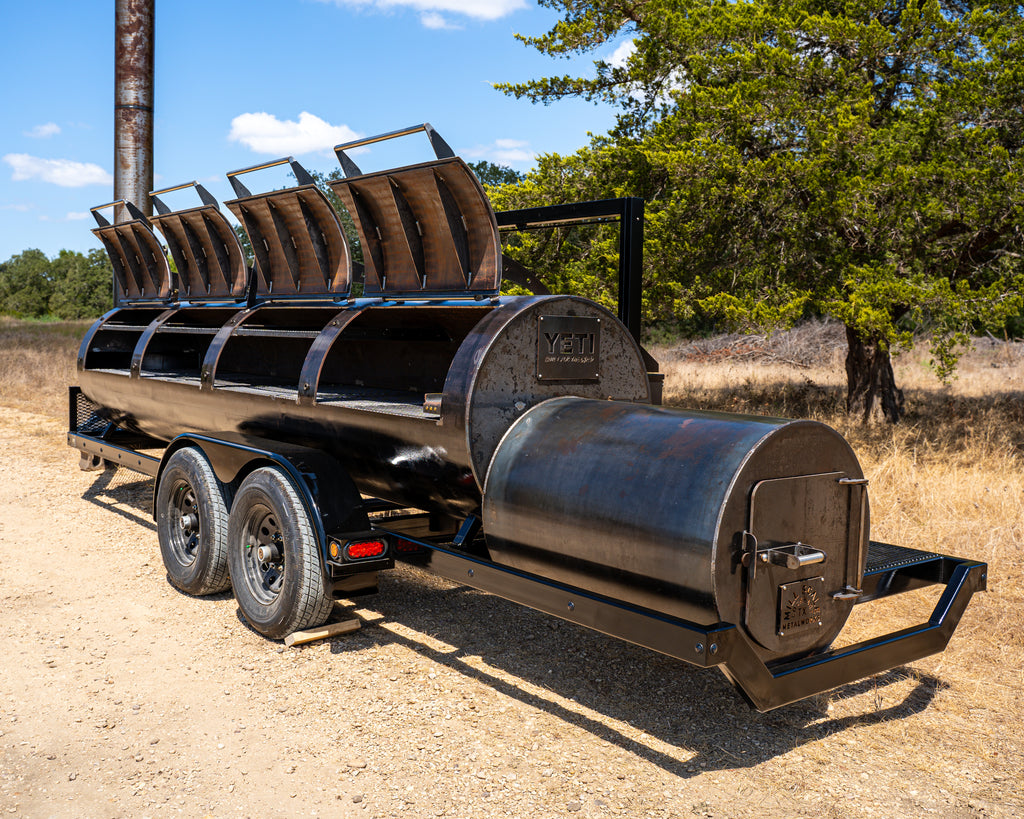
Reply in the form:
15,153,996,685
316,0,526,22
0,203,33,212
603,37,682,104
24,122,61,139
65,212,90,221
607,39,636,69
3,154,113,187
462,138,534,166
228,111,360,155
421,11,460,29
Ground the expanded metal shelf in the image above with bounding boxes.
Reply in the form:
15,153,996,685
865,541,942,574
317,386,438,419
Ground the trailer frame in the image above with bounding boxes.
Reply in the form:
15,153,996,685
68,390,986,711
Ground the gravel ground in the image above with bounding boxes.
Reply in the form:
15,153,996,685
0,406,1019,818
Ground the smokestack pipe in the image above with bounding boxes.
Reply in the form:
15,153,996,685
114,0,154,223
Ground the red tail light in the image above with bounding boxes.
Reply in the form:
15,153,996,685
395,538,425,554
344,538,387,560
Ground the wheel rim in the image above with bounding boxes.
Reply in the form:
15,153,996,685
240,502,285,605
167,478,201,568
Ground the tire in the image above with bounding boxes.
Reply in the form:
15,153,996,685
155,447,231,595
227,467,332,640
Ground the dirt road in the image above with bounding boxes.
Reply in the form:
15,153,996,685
0,405,1019,818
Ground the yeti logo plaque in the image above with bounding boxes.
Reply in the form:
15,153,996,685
536,315,601,382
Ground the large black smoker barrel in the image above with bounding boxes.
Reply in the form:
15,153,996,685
482,397,870,660
75,295,652,517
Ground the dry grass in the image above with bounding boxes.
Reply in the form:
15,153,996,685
0,317,89,419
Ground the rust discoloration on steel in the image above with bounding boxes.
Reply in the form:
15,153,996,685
114,0,154,222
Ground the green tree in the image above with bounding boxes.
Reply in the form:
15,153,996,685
496,0,1024,421
0,249,53,317
233,223,253,269
468,160,525,188
48,249,113,319
307,169,363,268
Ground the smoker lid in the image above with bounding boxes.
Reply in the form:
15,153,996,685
329,158,501,297
223,157,353,299
149,182,248,302
327,124,500,298
91,200,173,304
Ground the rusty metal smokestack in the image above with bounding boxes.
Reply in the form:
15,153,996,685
114,0,154,223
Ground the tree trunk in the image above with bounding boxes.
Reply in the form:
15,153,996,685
501,254,551,295
844,325,905,423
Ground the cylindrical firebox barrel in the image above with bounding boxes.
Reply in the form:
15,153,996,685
114,0,154,221
482,397,869,660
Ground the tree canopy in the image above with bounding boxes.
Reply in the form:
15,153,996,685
468,160,525,187
492,0,1024,421
0,248,112,320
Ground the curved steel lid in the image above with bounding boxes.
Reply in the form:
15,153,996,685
329,124,501,298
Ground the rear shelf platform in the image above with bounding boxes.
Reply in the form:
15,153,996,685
860,540,969,602
866,541,944,573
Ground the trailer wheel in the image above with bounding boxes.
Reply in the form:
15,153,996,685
227,467,332,640
155,447,231,595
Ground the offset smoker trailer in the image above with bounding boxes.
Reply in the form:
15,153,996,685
68,125,986,711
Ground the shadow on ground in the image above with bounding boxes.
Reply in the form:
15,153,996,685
81,465,155,531
80,456,951,779
322,566,946,778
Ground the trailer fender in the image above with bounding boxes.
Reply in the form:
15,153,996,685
155,433,374,575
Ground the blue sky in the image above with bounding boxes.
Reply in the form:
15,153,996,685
0,0,627,262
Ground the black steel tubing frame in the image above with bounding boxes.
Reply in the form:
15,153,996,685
495,198,644,344
68,386,161,474
378,522,986,712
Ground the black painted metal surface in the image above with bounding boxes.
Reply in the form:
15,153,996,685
76,296,651,517
376,513,986,711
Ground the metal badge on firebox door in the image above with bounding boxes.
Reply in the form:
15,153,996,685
536,315,601,382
